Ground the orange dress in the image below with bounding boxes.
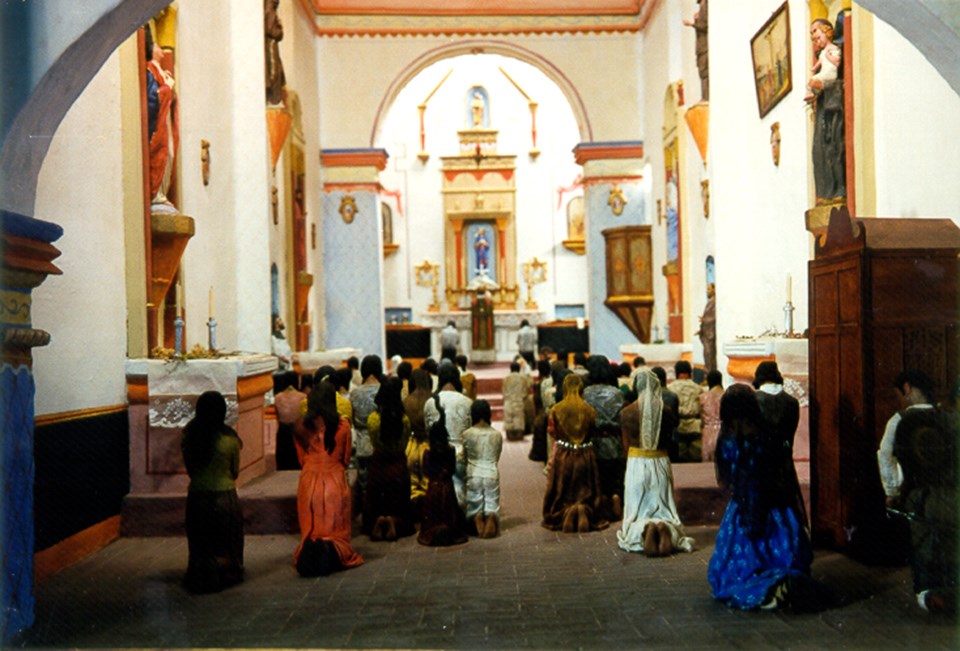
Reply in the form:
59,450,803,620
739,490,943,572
293,417,364,569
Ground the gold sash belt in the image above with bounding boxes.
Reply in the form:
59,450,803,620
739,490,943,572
628,447,668,459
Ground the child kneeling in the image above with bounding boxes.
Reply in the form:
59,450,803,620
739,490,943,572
462,399,503,538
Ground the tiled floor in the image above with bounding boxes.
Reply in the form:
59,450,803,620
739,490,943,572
14,435,958,649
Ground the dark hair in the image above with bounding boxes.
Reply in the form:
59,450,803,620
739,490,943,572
632,356,646,368
313,365,336,385
438,362,462,393
471,399,492,425
420,358,439,375
300,374,314,392
674,360,692,377
410,368,432,392
360,355,383,381
347,356,359,370
720,383,761,427
895,369,935,403
396,361,413,381
428,397,449,451
752,361,783,389
618,362,631,378
455,354,469,371
510,361,520,373
330,368,353,391
574,352,588,366
537,359,552,379
707,370,723,389
375,377,406,447
553,368,574,401
276,370,299,392
520,319,530,328
447,320,456,328
305,382,341,454
586,355,613,386
182,391,233,474
651,366,668,387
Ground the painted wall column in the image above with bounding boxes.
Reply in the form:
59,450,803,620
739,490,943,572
573,142,646,360
320,149,388,359
0,210,63,640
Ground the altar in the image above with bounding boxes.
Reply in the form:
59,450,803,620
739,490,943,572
422,310,544,362
125,354,278,494
292,347,362,375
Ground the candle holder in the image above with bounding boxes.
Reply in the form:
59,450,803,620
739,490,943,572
783,301,795,335
174,314,185,355
207,317,218,351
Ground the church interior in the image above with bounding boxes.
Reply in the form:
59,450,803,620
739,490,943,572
1,0,959,645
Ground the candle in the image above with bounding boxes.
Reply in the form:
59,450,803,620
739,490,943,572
786,274,792,304
208,287,214,319
176,282,182,314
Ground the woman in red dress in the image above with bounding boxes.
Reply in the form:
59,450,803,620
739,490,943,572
293,382,364,576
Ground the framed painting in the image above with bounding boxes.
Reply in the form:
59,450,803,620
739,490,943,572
750,1,792,118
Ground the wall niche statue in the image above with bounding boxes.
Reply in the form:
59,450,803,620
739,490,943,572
806,15,845,203
264,0,286,107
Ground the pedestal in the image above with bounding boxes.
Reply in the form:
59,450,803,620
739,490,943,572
722,338,809,460
125,355,278,494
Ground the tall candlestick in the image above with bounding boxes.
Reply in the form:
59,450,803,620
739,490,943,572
208,287,214,319
786,274,792,304
176,282,182,315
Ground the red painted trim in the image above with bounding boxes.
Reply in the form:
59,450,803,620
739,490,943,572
320,149,388,169
323,182,383,193
442,169,514,183
582,174,644,186
573,143,644,165
310,0,644,16
315,23,646,38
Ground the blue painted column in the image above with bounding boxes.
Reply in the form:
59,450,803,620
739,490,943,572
0,210,62,640
573,142,647,360
320,150,388,359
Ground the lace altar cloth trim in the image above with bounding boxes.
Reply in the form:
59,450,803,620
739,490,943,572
147,360,239,428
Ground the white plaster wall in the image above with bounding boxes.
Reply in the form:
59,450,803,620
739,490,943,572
376,53,586,322
32,52,128,415
317,33,643,148
174,0,273,355
871,17,960,222
287,0,325,349
708,2,813,371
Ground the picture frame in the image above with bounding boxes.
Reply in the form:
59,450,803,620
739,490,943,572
750,1,792,118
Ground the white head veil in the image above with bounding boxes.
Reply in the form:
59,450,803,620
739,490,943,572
634,369,664,450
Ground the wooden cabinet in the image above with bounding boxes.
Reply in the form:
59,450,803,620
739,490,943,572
808,207,959,557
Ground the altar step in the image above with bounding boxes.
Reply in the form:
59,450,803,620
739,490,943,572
119,460,808,536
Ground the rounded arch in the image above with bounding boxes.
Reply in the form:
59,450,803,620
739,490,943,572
369,39,593,147
0,0,170,217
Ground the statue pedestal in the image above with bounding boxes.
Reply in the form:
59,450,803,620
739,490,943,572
125,354,278,494
722,338,809,460
422,310,544,362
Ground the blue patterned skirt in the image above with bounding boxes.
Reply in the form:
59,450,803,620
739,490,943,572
708,499,812,609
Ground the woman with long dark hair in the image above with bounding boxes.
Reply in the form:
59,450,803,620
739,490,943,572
418,395,469,546
293,382,363,576
364,377,415,541
181,391,244,593
708,384,817,610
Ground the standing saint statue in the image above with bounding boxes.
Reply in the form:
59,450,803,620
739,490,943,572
474,227,490,276
264,0,286,107
697,283,717,372
683,0,708,101
470,91,485,128
805,17,845,202
145,24,179,213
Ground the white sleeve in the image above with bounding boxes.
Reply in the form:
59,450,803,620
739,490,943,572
423,397,439,430
877,413,904,497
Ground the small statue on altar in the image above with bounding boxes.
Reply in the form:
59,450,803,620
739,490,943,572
474,227,491,276
470,90,485,128
471,289,495,352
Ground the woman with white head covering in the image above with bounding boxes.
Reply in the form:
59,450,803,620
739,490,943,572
616,369,694,555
